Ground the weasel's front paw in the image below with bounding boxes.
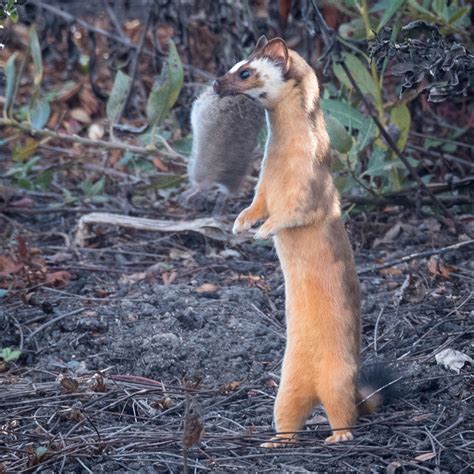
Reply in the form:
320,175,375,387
232,207,259,235
254,219,276,240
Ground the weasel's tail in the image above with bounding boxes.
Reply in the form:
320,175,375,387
357,365,399,416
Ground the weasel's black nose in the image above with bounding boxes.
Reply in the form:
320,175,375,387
213,79,221,94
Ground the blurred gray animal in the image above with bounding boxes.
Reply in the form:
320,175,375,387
186,86,265,202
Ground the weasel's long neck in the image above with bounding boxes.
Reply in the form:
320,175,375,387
265,75,330,165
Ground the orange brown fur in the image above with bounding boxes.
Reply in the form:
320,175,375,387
216,37,376,445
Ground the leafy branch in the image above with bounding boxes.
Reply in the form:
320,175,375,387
2,25,186,166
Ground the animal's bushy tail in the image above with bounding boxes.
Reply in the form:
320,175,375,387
357,364,400,416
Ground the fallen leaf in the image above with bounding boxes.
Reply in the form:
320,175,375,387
17,235,29,259
57,374,79,393
10,197,34,208
373,222,403,247
265,379,278,389
219,380,241,394
161,271,177,286
411,413,432,422
45,271,71,287
435,348,472,373
379,266,403,276
70,107,91,124
0,256,23,276
182,397,204,449
427,256,456,279
195,283,218,294
152,157,169,171
387,461,402,474
87,123,104,140
49,252,72,264
88,373,107,392
414,452,436,462
169,248,192,260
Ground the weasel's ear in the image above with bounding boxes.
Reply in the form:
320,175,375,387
261,37,289,72
254,35,268,52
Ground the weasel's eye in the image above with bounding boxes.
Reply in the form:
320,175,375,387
239,69,251,80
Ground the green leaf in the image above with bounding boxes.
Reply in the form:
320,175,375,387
377,0,406,31
0,289,8,298
30,98,51,129
390,104,411,152
325,115,353,153
448,6,470,25
0,347,22,362
148,174,184,189
338,18,367,40
363,147,391,177
332,53,377,98
8,6,18,22
355,119,377,152
172,135,193,155
35,170,53,190
90,176,105,196
106,70,132,123
146,40,184,127
29,26,43,89
35,446,48,458
3,52,18,118
321,99,372,136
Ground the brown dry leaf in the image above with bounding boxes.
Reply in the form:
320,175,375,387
49,252,72,264
70,108,91,124
414,452,436,462
169,249,192,260
427,256,456,279
386,461,402,474
45,271,71,287
0,256,23,276
152,157,169,172
265,379,278,389
379,266,403,276
195,283,218,294
88,373,107,393
57,374,79,393
411,413,432,422
17,235,29,259
57,82,81,102
161,271,177,286
152,396,173,410
219,381,241,394
10,197,34,208
78,87,100,116
182,397,204,450
373,222,403,248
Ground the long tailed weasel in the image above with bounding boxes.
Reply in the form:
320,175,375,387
186,86,264,201
214,36,385,445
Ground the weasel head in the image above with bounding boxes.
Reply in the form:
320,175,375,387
213,36,293,108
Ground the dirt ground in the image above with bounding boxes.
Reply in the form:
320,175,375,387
1,188,473,473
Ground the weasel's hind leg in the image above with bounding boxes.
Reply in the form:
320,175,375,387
262,356,318,448
317,364,358,443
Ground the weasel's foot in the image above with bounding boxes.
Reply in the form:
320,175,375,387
260,435,295,448
233,207,262,234
325,431,353,444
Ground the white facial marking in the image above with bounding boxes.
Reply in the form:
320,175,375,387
229,60,248,74
245,58,285,101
